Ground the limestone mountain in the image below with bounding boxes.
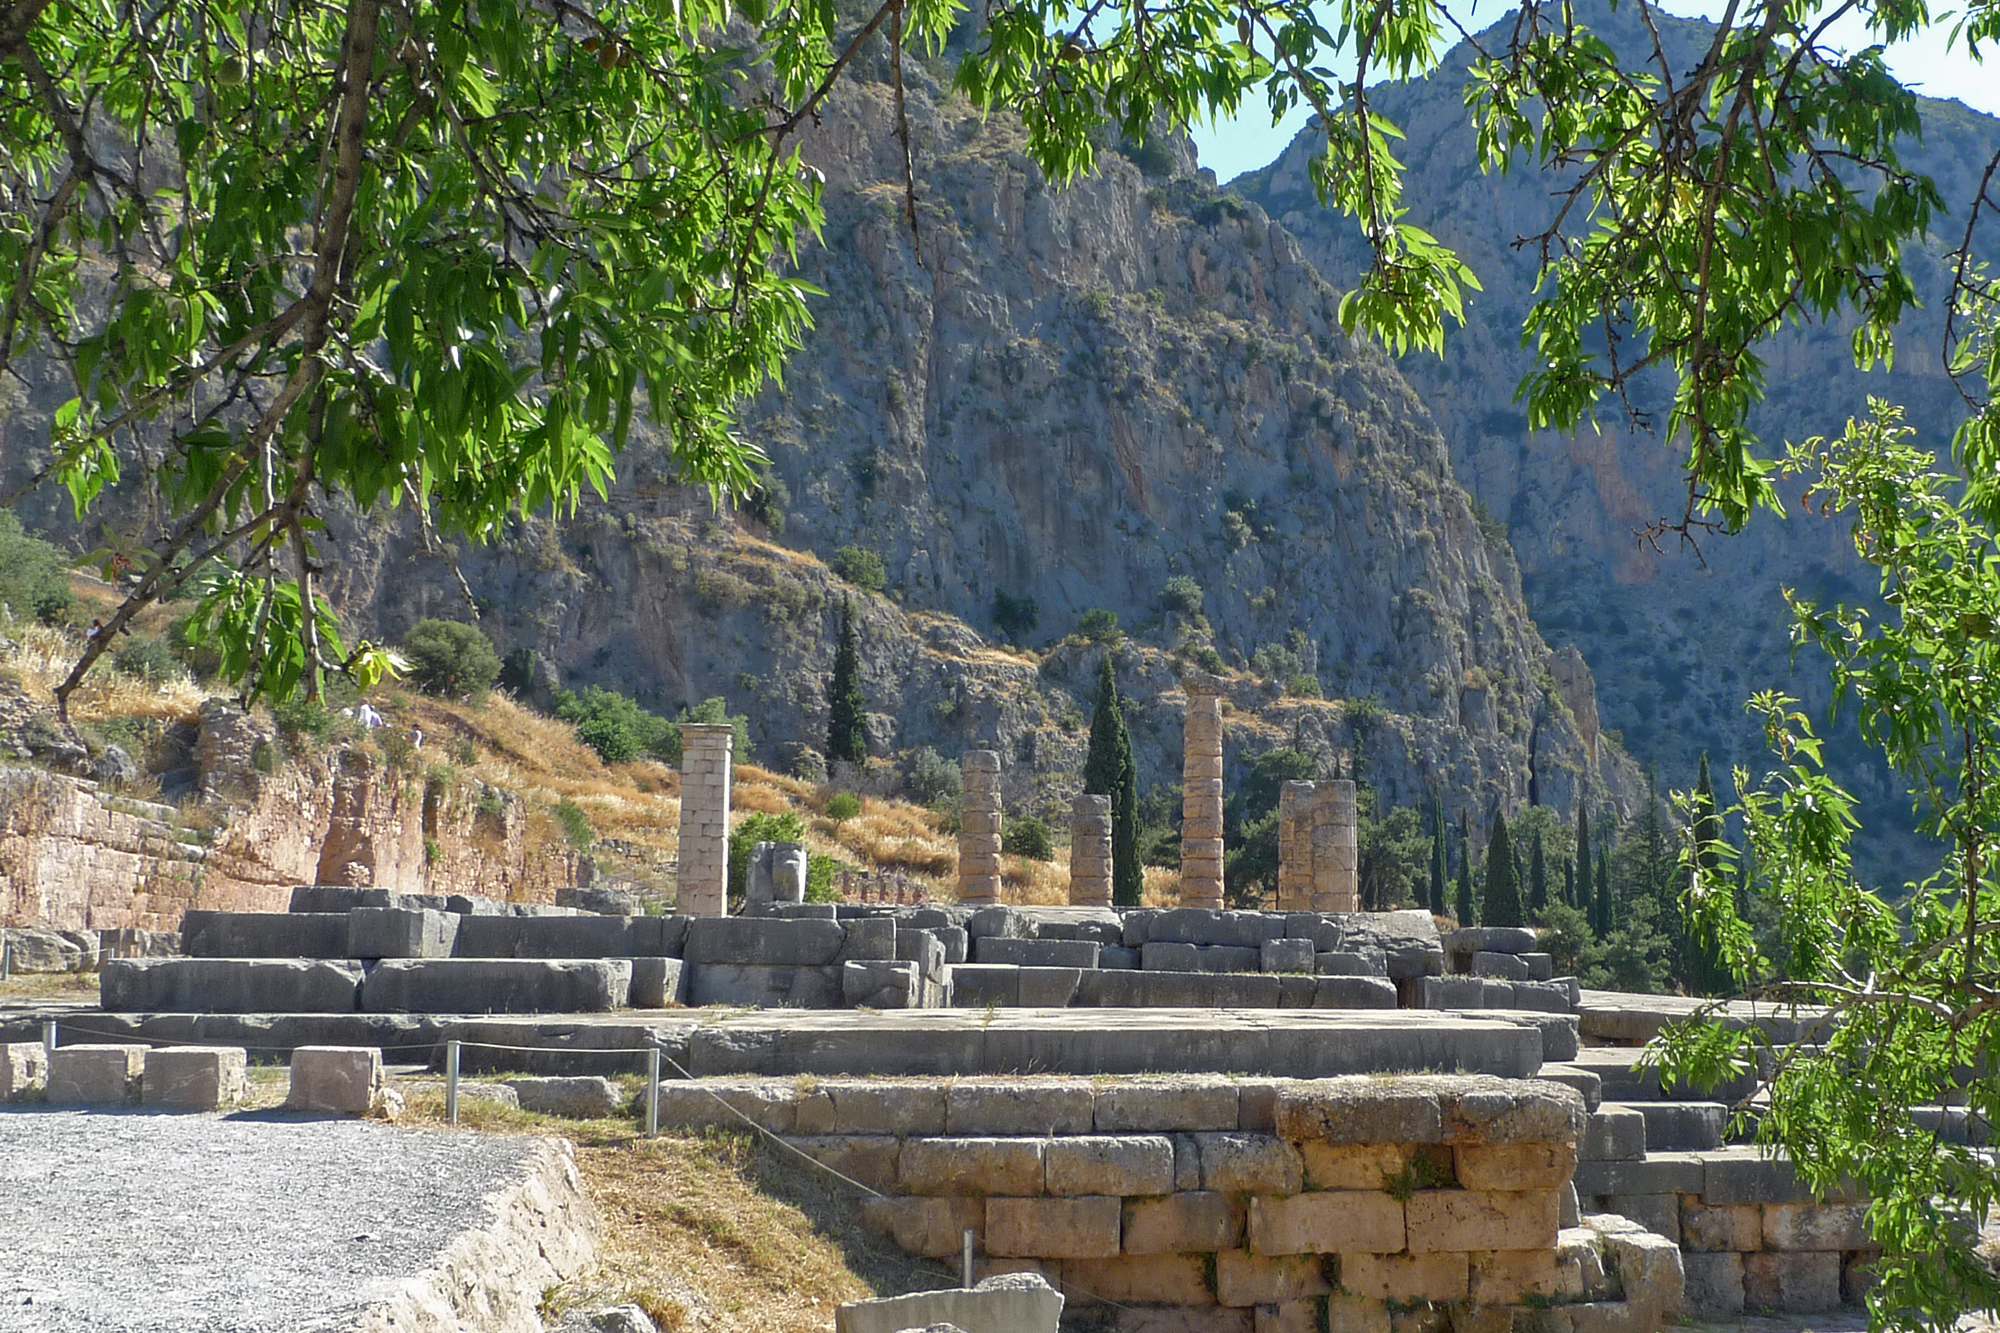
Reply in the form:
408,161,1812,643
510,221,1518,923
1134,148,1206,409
1231,0,2000,880
0,45,1640,841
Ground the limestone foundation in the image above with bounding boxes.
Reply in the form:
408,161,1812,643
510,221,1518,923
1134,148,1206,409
677,724,734,917
958,751,1002,905
1179,681,1224,909
1068,794,1112,907
1276,780,1358,912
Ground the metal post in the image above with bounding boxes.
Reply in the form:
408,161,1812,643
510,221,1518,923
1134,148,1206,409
962,1228,975,1289
646,1047,661,1137
1,933,10,982
446,1040,460,1126
42,1020,56,1060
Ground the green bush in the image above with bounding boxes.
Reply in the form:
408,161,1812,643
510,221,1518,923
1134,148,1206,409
729,810,807,898
743,470,790,535
829,544,886,591
905,747,961,806
1189,645,1226,674
805,852,847,903
554,798,595,849
993,589,1039,642
272,697,333,746
557,688,751,767
1076,608,1120,643
401,619,501,702
825,791,861,821
1002,814,1055,861
113,634,185,684
661,696,751,766
1160,575,1204,617
0,513,72,626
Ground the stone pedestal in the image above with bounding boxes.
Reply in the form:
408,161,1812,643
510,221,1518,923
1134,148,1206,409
958,751,1002,905
1069,794,1113,907
1276,780,1360,913
1179,682,1225,909
747,841,809,910
677,724,734,917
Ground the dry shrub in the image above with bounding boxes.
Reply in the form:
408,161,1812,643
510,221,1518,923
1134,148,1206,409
1142,864,1182,907
1001,847,1071,905
0,621,209,723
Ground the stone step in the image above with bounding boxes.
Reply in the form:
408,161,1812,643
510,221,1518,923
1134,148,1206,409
1569,1046,1758,1102
97,794,178,822
1614,1099,1730,1151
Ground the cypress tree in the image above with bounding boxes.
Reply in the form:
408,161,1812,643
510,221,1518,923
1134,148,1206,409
1562,855,1575,907
1428,791,1447,916
1529,828,1548,915
1083,655,1143,907
1575,802,1594,928
1483,810,1524,928
1595,838,1614,936
1688,753,1731,994
826,600,868,766
1454,812,1475,925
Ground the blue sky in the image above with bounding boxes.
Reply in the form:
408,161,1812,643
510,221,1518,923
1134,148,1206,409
1192,0,2000,182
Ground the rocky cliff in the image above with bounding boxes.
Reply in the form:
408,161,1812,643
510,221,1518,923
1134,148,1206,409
1,46,1641,835
1231,0,2000,880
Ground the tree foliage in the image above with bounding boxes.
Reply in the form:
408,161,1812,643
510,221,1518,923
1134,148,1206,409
1482,809,1523,928
400,618,500,702
826,599,867,766
1082,654,1142,907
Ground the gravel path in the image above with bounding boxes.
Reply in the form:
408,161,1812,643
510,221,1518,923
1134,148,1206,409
0,1107,541,1332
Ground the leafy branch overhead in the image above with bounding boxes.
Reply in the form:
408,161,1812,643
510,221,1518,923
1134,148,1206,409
4,0,2000,714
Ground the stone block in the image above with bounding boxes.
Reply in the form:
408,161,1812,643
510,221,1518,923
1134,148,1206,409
362,958,631,1013
1682,1252,1745,1318
1520,953,1554,981
1248,1192,1405,1255
1095,1077,1241,1132
987,1196,1121,1258
934,926,970,964
1511,981,1576,1014
895,929,945,978
1472,951,1530,981
510,1075,625,1118
1097,946,1138,969
1017,966,1083,1008
1338,1252,1470,1304
785,1136,901,1194
1312,977,1399,1009
684,917,845,966
348,907,459,960
1446,927,1539,955
628,957,688,1008
1045,1135,1176,1196
824,1081,948,1135
180,910,349,959
1194,1132,1304,1194
1144,941,1203,972
1418,976,1487,1010
1590,1218,1686,1316
1630,1100,1726,1151
1533,1067,1600,1113
835,1271,1064,1333
687,962,836,1007
1698,1151,1847,1205
140,1046,246,1110
1573,1152,1705,1197
947,1081,1094,1135
285,1045,382,1114
1315,952,1377,976
1405,1190,1559,1253
837,917,897,963
1599,1194,1680,1242
1682,1203,1761,1252
947,963,1020,1007
899,1136,1045,1196
653,1079,798,1132
1122,1191,1245,1254
1252,1300,1325,1333
1,1042,49,1098
1762,1202,1872,1251
1744,1251,1842,1312
1557,1227,1614,1301
974,937,1099,968
1300,1142,1417,1191
1321,1295,1392,1333
1561,1182,1580,1228
1260,939,1316,973
1064,1254,1217,1306
1469,1250,1564,1305
862,1195,985,1258
101,958,364,1013
1580,1108,1645,1161
1454,1143,1577,1192
1495,1014,1580,1062
843,959,920,1008
458,913,645,958
46,1044,147,1105
1274,1078,1442,1144
1214,1251,1332,1307
1842,1250,1879,1306
1116,1309,1252,1333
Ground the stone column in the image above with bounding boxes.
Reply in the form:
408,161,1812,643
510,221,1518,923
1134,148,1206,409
676,723,733,917
1179,681,1225,909
1069,793,1113,907
1312,779,1359,912
958,750,1002,904
1277,780,1316,912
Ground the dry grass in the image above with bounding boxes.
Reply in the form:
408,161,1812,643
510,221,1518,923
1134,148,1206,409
1142,864,1183,907
0,620,210,724
391,1087,942,1333
0,970,99,1002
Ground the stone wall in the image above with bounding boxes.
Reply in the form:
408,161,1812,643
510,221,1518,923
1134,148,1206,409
655,1073,1685,1332
1,734,574,934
